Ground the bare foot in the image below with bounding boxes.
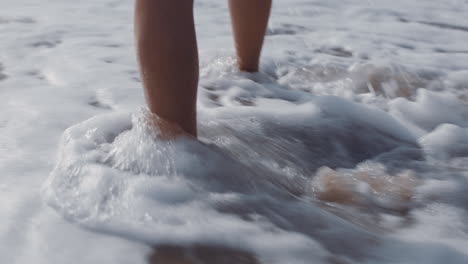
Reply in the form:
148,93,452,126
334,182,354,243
144,110,196,140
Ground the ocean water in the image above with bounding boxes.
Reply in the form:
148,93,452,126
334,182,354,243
1,0,468,263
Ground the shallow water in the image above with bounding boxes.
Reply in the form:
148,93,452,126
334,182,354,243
1,0,468,263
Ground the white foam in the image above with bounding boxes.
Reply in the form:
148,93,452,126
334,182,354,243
390,89,468,137
43,102,468,263
43,109,333,263
2,0,468,263
420,124,468,160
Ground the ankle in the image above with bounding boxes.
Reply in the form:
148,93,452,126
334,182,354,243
238,62,259,72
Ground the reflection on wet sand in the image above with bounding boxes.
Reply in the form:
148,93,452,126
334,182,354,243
148,245,260,264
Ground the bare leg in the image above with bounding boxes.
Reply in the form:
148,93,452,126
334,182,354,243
229,0,272,72
135,0,198,137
